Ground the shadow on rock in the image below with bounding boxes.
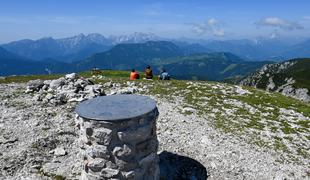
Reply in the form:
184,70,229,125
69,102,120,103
159,151,208,180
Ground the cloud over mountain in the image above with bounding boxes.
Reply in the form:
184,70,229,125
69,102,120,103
190,18,225,37
255,17,304,30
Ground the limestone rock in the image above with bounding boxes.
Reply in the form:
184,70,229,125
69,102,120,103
53,147,66,156
65,73,79,80
26,79,44,92
86,145,109,159
87,158,106,172
100,168,120,178
112,144,134,158
234,86,251,95
182,107,196,114
93,128,112,145
26,73,106,105
49,78,65,90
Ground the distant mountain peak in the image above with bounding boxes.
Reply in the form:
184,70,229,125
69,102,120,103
76,33,85,37
86,33,105,38
109,32,160,44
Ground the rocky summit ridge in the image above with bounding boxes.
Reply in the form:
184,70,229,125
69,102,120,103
240,59,310,102
0,73,309,179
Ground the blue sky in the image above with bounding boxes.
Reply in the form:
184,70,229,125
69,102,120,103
1,0,310,43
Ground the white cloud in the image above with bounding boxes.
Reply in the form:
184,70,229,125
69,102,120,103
256,17,303,30
208,18,218,26
190,18,225,37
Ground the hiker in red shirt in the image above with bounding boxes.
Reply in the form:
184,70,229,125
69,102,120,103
130,69,140,80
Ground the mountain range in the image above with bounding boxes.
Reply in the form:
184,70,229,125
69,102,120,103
1,33,310,82
75,41,270,80
0,40,270,81
1,33,159,63
2,33,111,62
0,47,71,76
1,33,310,63
281,39,310,59
75,41,183,71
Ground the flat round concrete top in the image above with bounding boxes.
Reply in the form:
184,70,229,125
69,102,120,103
75,95,157,121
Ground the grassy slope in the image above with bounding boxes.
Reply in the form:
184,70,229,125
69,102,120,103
0,74,64,84
144,80,310,164
151,54,269,81
286,59,310,90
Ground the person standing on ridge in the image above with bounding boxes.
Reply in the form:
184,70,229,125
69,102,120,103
130,69,140,80
144,65,153,79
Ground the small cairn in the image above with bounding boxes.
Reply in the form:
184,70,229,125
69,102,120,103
25,73,105,105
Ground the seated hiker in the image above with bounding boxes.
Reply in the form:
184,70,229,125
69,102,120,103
158,69,170,80
130,69,140,80
144,65,153,79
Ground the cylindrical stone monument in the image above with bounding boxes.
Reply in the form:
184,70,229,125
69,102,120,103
75,94,159,180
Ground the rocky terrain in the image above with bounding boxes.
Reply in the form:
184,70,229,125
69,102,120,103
240,59,310,103
0,73,309,179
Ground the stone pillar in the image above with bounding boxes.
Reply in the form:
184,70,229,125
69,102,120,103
75,95,159,180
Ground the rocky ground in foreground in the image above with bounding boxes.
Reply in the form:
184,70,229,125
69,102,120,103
0,74,309,179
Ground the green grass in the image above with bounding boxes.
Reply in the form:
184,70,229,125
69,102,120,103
234,87,310,118
79,70,131,79
143,78,309,162
0,74,63,84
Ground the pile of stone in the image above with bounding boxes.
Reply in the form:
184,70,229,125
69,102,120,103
25,73,105,105
104,81,141,95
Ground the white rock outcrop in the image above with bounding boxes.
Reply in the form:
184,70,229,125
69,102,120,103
240,61,310,102
26,73,105,105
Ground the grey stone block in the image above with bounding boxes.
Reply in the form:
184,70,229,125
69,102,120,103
93,128,112,145
112,144,135,159
86,145,109,159
100,168,120,178
87,158,106,172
